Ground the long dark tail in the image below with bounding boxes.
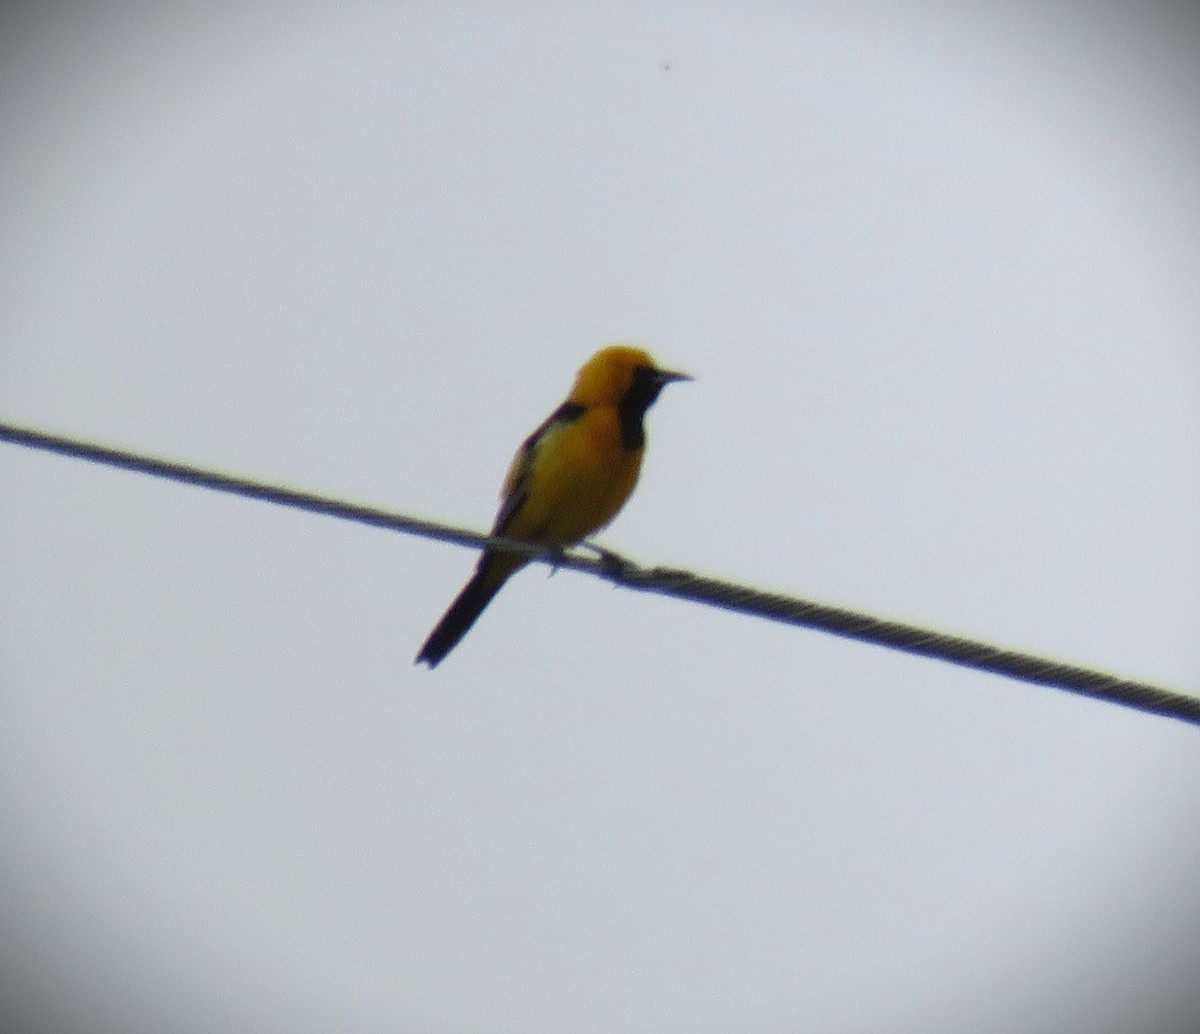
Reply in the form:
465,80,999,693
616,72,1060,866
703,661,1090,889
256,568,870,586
415,555,520,667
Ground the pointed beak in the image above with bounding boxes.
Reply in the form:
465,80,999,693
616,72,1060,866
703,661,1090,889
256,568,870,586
654,367,694,385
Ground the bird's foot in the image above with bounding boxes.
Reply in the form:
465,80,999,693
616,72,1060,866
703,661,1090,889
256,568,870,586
544,545,567,576
580,541,631,578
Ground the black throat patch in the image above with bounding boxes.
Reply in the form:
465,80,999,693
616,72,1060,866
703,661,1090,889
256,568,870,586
616,365,665,451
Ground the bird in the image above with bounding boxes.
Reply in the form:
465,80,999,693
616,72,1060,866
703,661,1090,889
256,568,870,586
416,344,691,667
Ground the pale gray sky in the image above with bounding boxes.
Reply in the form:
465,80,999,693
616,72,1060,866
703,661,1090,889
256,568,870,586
2,2,1199,1032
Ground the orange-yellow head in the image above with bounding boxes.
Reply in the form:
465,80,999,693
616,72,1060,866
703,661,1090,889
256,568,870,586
566,344,692,410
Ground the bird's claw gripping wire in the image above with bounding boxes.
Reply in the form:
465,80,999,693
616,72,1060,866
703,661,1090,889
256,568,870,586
579,541,633,580
543,545,567,576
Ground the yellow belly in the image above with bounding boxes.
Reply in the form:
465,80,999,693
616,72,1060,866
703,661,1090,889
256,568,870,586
505,408,643,547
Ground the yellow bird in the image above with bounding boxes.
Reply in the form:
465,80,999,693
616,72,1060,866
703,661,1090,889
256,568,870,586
416,344,691,667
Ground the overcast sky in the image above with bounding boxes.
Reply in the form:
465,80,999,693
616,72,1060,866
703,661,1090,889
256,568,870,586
2,2,1199,1032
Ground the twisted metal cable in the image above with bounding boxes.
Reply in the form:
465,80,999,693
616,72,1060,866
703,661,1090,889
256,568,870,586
3,419,1196,727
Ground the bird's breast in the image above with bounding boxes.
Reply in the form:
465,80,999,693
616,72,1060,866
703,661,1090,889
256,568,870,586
510,406,643,546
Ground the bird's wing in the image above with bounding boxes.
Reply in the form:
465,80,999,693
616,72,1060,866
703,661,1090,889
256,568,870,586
493,401,586,534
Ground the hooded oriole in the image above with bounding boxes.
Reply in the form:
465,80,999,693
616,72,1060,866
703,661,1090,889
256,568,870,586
416,345,691,667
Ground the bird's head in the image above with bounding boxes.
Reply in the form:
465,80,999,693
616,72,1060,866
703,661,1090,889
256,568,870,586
567,344,692,409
